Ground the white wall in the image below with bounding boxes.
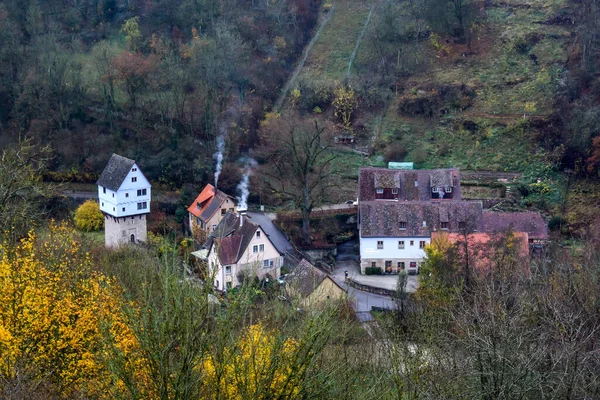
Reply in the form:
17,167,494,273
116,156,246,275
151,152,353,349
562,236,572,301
98,163,151,217
207,225,282,291
360,236,430,260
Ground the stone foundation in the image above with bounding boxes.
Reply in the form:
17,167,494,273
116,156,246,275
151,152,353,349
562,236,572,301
105,214,147,248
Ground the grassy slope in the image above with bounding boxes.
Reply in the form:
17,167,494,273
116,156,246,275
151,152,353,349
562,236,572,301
295,0,571,173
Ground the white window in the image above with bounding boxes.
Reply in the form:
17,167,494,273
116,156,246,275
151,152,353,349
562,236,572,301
132,177,137,183
377,241,383,249
253,245,258,253
259,244,264,252
212,224,217,231
113,207,115,211
137,189,147,196
263,260,270,268
392,188,398,194
112,193,114,197
432,187,439,193
137,202,147,210
376,188,383,194
225,266,231,274
410,240,414,246
132,167,137,172
102,202,104,206
398,241,405,249
445,187,452,193
399,222,407,230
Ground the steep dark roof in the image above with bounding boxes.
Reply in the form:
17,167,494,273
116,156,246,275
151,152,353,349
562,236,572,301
358,167,462,202
97,154,136,191
360,201,483,237
205,212,282,265
286,259,328,297
483,212,548,240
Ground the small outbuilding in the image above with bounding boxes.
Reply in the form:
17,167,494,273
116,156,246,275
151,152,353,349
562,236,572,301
285,259,346,308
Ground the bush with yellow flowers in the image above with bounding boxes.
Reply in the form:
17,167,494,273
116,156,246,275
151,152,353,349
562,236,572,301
74,200,104,232
0,223,145,397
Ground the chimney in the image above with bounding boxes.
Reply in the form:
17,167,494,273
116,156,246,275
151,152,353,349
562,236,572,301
237,206,248,227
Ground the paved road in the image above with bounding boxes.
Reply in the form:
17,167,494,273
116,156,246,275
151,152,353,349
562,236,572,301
247,212,293,254
329,265,394,312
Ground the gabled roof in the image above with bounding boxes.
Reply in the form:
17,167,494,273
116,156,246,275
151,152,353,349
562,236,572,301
482,212,548,240
286,259,341,297
188,184,234,222
205,212,282,265
96,154,136,191
360,201,483,237
358,167,462,202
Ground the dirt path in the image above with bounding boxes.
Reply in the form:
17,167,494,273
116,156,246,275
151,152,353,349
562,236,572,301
274,5,336,112
347,2,376,81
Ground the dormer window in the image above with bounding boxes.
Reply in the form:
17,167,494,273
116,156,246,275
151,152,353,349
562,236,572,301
422,221,427,227
392,188,398,194
458,221,466,230
441,222,448,230
432,187,439,193
445,187,452,193
132,177,137,183
399,221,407,230
376,188,383,194
197,202,201,209
414,180,419,187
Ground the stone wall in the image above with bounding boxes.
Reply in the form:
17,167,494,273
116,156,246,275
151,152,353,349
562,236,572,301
105,214,147,248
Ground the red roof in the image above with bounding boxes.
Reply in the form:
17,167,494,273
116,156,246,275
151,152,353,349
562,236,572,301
433,231,530,273
187,184,233,222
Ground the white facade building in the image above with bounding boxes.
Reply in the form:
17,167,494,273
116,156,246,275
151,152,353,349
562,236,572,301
97,154,151,247
359,236,430,274
195,211,283,292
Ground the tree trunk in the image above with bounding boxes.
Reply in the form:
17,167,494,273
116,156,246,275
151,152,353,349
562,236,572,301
301,184,312,244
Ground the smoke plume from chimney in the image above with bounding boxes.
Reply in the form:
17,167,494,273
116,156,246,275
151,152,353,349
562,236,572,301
213,134,225,188
236,158,257,210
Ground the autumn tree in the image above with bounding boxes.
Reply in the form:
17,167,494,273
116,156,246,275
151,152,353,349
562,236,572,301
74,200,104,232
259,113,339,244
113,51,158,108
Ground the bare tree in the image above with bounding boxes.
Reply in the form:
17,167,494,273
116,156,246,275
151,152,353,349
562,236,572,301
260,114,339,244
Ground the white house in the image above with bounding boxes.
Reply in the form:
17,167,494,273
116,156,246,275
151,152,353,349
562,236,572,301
97,154,151,247
195,209,283,291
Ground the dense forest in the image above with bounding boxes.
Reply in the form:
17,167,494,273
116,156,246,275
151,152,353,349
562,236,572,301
2,0,600,397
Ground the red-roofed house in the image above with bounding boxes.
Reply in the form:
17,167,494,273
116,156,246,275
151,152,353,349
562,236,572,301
433,231,530,273
188,184,236,233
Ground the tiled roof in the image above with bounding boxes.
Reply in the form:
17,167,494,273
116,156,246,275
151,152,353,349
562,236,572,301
359,201,483,237
286,259,328,297
96,154,136,191
435,231,530,270
358,167,462,202
187,184,234,222
482,212,548,239
205,212,282,265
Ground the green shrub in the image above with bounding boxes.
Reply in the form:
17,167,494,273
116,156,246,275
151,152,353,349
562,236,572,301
548,216,566,231
365,267,382,275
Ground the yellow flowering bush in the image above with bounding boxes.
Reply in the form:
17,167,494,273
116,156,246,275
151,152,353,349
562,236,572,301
201,323,301,399
0,223,144,397
74,199,104,232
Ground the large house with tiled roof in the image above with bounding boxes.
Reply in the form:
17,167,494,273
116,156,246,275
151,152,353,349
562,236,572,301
357,166,548,275
187,184,236,234
97,154,151,247
198,211,283,291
